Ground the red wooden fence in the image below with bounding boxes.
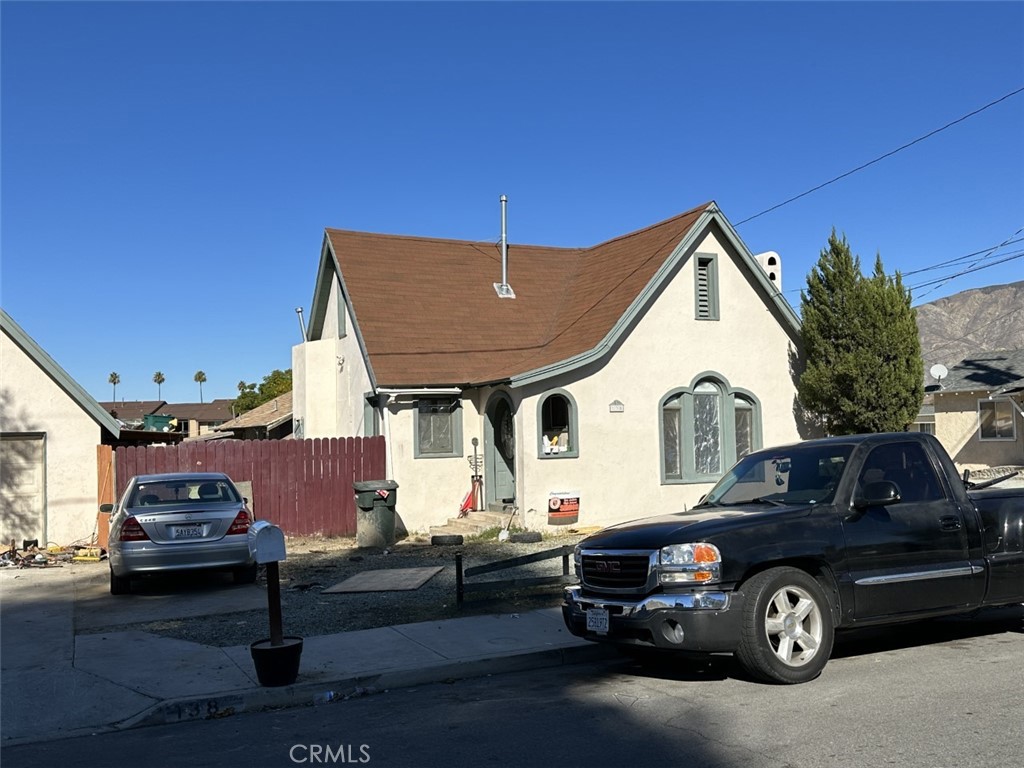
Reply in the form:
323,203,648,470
113,437,386,537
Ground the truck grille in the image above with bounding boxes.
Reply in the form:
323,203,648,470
581,554,651,590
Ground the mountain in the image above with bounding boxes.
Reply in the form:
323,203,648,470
916,280,1024,380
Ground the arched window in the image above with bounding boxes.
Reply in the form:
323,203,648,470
537,390,579,458
660,375,762,483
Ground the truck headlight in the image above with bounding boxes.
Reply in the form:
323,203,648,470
658,543,721,584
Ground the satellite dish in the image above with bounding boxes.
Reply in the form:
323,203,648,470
930,363,948,382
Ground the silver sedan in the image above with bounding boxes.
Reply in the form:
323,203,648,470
107,472,258,594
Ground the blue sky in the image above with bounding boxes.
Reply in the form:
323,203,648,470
3,1,1022,406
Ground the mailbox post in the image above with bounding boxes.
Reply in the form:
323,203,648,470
247,521,303,686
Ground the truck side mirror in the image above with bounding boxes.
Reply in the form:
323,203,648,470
855,480,902,509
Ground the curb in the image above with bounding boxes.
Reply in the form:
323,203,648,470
119,642,617,731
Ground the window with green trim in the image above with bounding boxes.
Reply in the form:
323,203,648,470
537,390,579,458
661,377,762,483
415,398,463,458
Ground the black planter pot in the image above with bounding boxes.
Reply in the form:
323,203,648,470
250,636,303,687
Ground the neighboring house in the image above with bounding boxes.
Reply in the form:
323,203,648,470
929,349,1024,470
165,400,234,438
213,392,294,440
292,201,807,533
99,400,167,427
1,308,121,547
98,399,232,439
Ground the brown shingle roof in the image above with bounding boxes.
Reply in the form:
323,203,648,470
163,399,234,422
215,392,293,430
328,203,712,386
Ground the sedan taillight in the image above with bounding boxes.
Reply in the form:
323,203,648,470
119,517,150,542
226,509,252,535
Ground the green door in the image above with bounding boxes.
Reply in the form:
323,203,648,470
486,394,516,505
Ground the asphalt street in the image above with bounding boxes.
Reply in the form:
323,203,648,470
5,608,1022,768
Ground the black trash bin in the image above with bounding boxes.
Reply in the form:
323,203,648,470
353,480,399,548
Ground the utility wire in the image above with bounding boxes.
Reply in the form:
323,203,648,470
913,225,1024,299
735,86,1024,227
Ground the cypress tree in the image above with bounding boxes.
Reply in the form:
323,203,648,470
798,232,924,434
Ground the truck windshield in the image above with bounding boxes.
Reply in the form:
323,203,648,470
698,443,854,507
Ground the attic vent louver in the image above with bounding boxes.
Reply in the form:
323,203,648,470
493,194,516,299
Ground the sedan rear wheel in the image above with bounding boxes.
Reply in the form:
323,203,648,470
736,567,834,684
109,568,131,595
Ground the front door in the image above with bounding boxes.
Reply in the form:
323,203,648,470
485,393,516,505
841,440,984,620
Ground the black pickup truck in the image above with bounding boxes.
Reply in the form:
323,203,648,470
564,432,1024,683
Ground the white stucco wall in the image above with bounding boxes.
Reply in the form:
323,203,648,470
293,276,372,439
1,329,104,546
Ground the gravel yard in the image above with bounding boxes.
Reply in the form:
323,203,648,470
86,532,588,647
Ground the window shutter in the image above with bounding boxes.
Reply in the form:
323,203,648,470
696,262,711,319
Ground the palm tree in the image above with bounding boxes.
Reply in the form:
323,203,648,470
108,372,120,401
153,371,165,400
194,370,207,403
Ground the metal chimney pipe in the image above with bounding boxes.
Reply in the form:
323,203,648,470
494,194,516,298
295,307,307,340
500,194,508,286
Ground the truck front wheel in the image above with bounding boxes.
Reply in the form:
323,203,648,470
736,567,834,684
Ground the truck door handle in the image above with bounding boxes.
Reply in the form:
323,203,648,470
939,516,962,531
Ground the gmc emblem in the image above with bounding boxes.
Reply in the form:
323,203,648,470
593,561,621,573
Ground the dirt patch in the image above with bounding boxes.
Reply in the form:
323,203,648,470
79,532,587,647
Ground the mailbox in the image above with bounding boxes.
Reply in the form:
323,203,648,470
248,520,287,564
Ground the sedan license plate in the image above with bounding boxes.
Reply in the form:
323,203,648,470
586,607,610,634
173,524,203,539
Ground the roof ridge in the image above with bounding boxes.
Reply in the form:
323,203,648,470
585,201,715,250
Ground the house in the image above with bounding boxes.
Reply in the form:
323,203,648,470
163,399,234,438
929,349,1024,471
213,391,294,440
292,201,807,533
1,308,121,547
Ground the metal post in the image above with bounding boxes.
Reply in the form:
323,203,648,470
266,561,284,646
455,553,464,609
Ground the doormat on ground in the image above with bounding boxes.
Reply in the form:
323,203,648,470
322,566,444,593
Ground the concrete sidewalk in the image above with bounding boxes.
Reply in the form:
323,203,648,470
0,563,611,747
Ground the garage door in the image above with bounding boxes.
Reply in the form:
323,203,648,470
1,435,45,545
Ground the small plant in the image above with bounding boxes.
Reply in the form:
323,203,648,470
474,526,525,541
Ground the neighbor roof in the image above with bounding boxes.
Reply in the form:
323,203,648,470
939,349,1024,394
215,392,293,431
1,308,120,437
164,399,235,422
98,400,166,422
316,202,799,388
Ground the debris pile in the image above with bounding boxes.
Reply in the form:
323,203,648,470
0,539,105,568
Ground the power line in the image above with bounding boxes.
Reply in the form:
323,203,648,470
900,236,1024,277
735,86,1024,227
910,251,1024,293
912,225,1024,299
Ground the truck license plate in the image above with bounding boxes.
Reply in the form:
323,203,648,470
586,608,610,634
173,524,203,539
